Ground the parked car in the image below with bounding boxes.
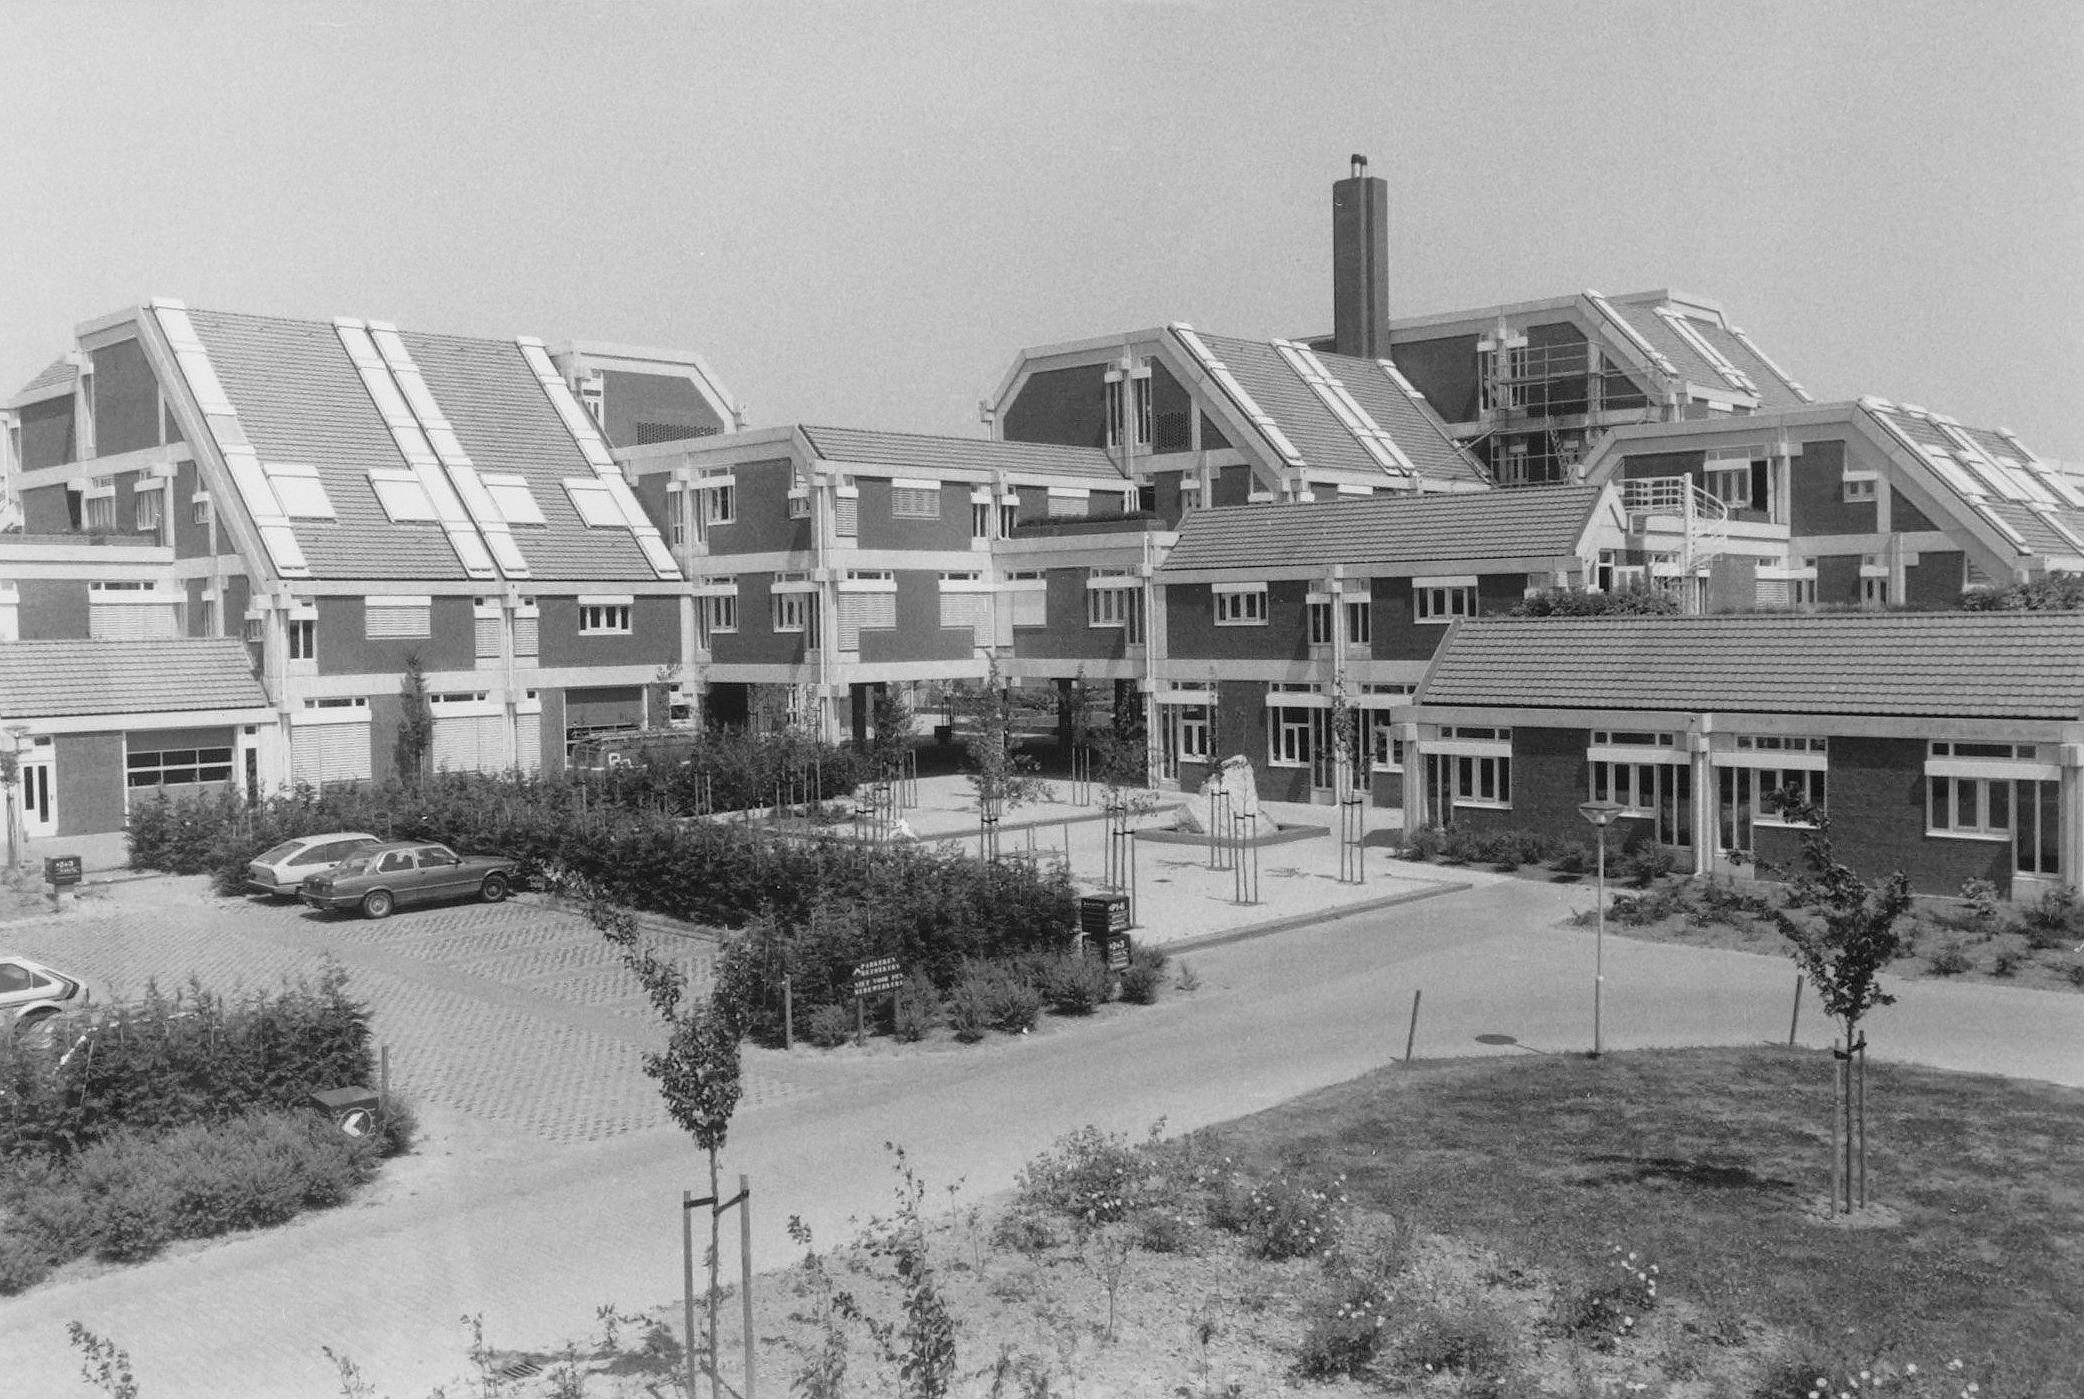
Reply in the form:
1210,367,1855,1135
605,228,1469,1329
0,956,90,1038
245,831,382,897
298,842,518,920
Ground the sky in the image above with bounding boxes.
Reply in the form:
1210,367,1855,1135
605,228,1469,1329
4,1,2081,460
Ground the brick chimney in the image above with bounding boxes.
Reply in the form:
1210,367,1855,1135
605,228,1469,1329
1332,154,1389,360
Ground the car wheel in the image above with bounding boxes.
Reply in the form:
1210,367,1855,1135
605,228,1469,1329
361,890,395,920
480,873,510,904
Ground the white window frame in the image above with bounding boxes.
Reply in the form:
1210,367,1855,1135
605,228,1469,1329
1267,706,1314,767
1414,580,1477,623
83,491,116,531
287,616,317,661
1843,477,1877,503
1703,461,1755,510
772,590,810,633
578,599,633,635
1213,584,1267,626
1345,598,1372,646
132,484,163,531
701,481,736,526
1306,599,1335,646
192,494,213,527
1177,704,1210,763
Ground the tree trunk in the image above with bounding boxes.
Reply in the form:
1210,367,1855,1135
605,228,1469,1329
707,1148,722,1399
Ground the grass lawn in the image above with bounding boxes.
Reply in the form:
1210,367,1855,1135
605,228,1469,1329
493,1046,2083,1398
1217,1045,2084,1392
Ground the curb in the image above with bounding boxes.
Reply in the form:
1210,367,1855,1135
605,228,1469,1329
1161,877,1472,954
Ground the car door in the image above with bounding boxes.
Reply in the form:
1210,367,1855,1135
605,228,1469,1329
415,845,470,902
374,849,420,904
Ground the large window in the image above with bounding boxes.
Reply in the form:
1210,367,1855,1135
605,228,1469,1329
1267,706,1314,767
772,584,811,634
126,744,233,788
700,593,738,636
701,482,735,527
1930,776,2015,837
1590,759,1691,847
1345,599,1372,646
1178,706,1210,763
287,617,317,661
1451,754,1509,805
1307,601,1335,646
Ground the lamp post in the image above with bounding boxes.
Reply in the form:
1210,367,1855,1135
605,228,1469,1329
1577,799,1624,1058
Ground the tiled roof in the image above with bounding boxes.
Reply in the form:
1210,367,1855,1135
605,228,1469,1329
1603,301,1728,388
1417,613,2084,719
1316,349,1491,485
1860,402,2084,560
1161,485,1601,574
1182,331,1486,487
0,639,269,719
179,307,656,582
12,357,77,399
802,426,1125,481
405,331,653,578
1689,321,1810,408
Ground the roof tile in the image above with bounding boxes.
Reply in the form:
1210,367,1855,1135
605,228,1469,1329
0,639,269,719
1162,485,1600,573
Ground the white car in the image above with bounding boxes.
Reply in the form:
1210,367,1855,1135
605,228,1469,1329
245,832,382,898
1,957,90,1038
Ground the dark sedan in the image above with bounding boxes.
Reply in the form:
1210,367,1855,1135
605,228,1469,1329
299,841,517,920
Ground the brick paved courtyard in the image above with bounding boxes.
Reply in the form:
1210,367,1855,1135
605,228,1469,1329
4,877,813,1148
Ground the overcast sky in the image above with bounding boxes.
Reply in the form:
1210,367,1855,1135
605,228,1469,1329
5,1,2080,459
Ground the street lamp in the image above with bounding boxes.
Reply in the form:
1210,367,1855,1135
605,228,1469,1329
1577,798,1624,1058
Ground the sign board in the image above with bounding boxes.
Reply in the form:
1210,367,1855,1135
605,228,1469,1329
1078,894,1130,935
1087,931,1133,973
43,855,83,888
850,956,904,999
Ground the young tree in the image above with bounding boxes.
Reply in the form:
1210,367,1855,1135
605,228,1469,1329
1761,791,1914,1214
393,654,434,787
583,886,743,1396
956,653,1051,826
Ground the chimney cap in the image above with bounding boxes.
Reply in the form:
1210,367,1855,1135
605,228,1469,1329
1350,154,1368,179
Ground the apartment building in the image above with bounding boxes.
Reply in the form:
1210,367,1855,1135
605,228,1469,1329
0,299,737,838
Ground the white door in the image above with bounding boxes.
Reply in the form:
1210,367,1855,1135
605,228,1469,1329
18,757,56,840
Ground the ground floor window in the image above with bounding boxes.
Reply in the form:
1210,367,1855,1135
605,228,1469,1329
1717,766,1825,854
1267,706,1312,767
1591,760,1691,847
1930,776,2058,877
126,745,234,788
1434,753,1508,807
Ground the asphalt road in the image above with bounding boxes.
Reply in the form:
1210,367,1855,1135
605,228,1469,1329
1,874,2079,1396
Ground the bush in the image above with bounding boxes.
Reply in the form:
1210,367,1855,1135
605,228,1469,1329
1043,953,1110,1016
803,1003,853,1049
2021,886,2084,951
1236,1173,1346,1261
892,973,939,1042
1401,826,1445,862
1294,1270,1391,1379
1131,1205,1197,1254
1926,942,1972,976
1015,1126,1148,1226
988,975,1043,1034
1608,884,1686,927
0,1110,382,1282
1393,1300,1518,1383
1545,1245,1659,1352
1117,943,1168,1006
0,966,375,1163
1617,842,1680,887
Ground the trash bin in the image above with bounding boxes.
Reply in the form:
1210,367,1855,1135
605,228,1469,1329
309,1086,381,1138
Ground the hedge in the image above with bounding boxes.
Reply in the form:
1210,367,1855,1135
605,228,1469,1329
0,965,378,1162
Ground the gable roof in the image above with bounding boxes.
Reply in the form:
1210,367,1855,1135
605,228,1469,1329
1417,612,2084,719
0,639,269,719
1596,294,1811,409
801,425,1125,481
1859,399,2084,564
1170,328,1490,489
1161,484,1604,575
7,357,77,407
156,303,672,584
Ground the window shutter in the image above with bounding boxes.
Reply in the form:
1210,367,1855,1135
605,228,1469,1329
293,723,372,785
1012,588,1046,628
837,594,866,651
433,714,507,773
475,613,501,658
835,496,858,537
367,604,431,639
939,592,991,643
515,616,539,656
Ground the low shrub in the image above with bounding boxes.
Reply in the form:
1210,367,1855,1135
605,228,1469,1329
1609,884,1687,927
1547,843,1593,876
1401,826,1446,862
1925,942,1972,976
1131,1205,1197,1254
988,973,1044,1034
1117,944,1168,1006
1236,1173,1346,1261
892,973,939,1042
1617,842,1680,887
1991,945,2023,978
804,1003,853,1049
1393,1300,1519,1384
2021,886,2084,951
1294,1269,1392,1379
1015,1126,1148,1227
0,1109,382,1283
1546,1245,1659,1352
1043,954,1110,1016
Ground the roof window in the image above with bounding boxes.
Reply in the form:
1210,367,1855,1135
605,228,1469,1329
264,462,335,519
369,469,440,522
